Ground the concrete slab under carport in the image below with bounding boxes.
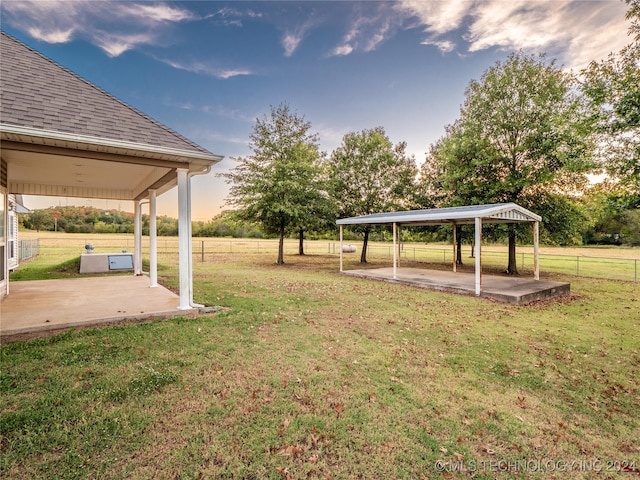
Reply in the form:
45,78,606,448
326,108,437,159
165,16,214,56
0,276,198,341
342,267,570,305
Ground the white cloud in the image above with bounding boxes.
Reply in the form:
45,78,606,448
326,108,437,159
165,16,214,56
94,32,158,58
207,7,263,27
282,32,303,57
1,0,196,57
217,69,253,79
281,14,326,57
27,27,75,44
397,0,632,69
329,4,404,57
157,57,253,79
331,44,354,57
421,38,456,54
397,0,470,35
119,4,195,23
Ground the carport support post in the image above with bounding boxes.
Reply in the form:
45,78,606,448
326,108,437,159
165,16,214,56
134,200,143,275
452,222,457,273
149,189,158,287
534,221,540,281
397,224,401,268
475,217,482,296
393,222,397,279
339,225,343,272
177,168,191,310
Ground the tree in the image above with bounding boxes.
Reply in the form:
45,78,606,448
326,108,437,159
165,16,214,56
426,52,594,273
581,181,640,245
582,0,640,193
329,127,418,263
23,209,53,232
222,103,324,264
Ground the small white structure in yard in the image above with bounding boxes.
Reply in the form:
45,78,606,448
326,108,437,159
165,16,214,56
337,203,542,297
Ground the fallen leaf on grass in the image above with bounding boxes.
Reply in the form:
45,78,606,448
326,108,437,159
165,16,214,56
516,396,528,409
276,466,294,480
279,418,291,437
279,445,304,458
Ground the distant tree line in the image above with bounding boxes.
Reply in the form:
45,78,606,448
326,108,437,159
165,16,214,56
20,206,185,235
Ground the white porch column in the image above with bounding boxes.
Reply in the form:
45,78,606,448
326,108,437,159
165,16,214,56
177,168,191,309
134,200,142,275
452,222,457,273
392,222,397,279
339,225,343,272
149,189,158,287
475,217,482,296
533,221,540,281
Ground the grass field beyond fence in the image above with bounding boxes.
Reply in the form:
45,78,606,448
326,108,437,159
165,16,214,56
2,233,639,479
17,232,640,282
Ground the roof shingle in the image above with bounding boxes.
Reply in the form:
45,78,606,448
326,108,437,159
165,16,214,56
0,32,213,156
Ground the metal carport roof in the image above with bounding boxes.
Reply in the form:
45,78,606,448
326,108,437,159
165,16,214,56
336,203,541,226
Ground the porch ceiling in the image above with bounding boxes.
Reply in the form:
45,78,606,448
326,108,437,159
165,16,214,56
4,147,175,201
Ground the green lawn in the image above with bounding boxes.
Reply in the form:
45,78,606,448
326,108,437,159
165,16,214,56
2,247,639,479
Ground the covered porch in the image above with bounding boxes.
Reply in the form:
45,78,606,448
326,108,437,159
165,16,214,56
1,32,223,321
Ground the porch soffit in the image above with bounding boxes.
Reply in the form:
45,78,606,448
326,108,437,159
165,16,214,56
1,127,223,201
3,148,174,201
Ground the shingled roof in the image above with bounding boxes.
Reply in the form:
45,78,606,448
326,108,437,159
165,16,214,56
0,31,212,156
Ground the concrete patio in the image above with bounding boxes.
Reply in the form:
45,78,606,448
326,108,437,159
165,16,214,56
0,276,199,341
342,267,570,305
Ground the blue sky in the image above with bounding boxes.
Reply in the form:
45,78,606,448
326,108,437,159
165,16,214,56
1,0,632,220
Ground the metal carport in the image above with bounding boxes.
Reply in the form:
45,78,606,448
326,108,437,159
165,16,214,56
336,203,542,296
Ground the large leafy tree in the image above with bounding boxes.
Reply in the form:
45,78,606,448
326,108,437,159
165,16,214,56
329,127,417,263
426,52,594,273
223,103,324,264
582,0,640,194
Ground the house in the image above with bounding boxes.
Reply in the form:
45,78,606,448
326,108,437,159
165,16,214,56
0,32,223,307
